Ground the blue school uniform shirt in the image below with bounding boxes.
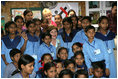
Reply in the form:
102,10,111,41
38,43,56,60
3,63,16,78
95,30,116,78
73,29,88,44
23,33,40,72
1,35,24,78
77,64,88,71
11,71,36,78
82,37,109,69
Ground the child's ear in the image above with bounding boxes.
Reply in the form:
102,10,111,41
81,47,83,50
11,57,14,61
44,71,47,75
57,54,60,58
42,39,44,41
21,64,25,69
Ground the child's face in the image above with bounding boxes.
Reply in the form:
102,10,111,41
75,54,84,66
22,61,34,74
25,12,33,21
50,29,57,39
72,45,82,53
44,13,52,22
63,74,71,78
58,49,68,60
8,24,17,34
54,15,62,25
82,19,91,30
11,53,21,63
43,55,52,64
67,63,75,73
93,68,103,78
86,29,95,40
56,62,63,74
77,74,87,78
28,23,36,34
35,21,41,30
112,6,117,15
46,66,56,78
16,19,24,28
99,19,108,30
71,17,77,26
43,36,51,46
63,21,71,30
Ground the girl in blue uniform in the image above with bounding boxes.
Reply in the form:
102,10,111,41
74,51,87,71
73,16,91,44
21,20,40,72
83,25,110,77
58,17,78,59
38,32,56,62
95,16,117,78
1,21,24,77
11,54,36,78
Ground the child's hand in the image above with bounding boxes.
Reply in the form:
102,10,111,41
21,32,28,41
105,68,110,76
89,68,93,75
5,62,9,65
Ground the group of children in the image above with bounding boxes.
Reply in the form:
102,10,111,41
1,2,117,78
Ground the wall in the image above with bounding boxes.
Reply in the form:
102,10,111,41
1,1,86,22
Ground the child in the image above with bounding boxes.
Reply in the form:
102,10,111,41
42,8,57,27
54,14,63,30
38,32,56,61
32,18,42,38
44,62,57,78
92,61,104,78
72,42,83,54
95,16,117,78
3,49,21,78
75,69,88,78
53,60,63,78
64,59,76,73
83,25,110,77
1,21,24,77
36,53,53,78
21,20,40,72
70,15,81,31
58,17,78,59
59,69,73,78
74,16,91,44
11,54,36,78
74,51,87,71
56,47,68,62
14,15,25,35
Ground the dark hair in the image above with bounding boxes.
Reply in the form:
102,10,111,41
53,59,63,67
10,48,22,57
32,18,41,23
57,47,68,55
72,42,82,51
14,15,24,22
98,16,109,24
44,62,56,72
68,9,76,16
81,16,91,23
62,17,72,25
75,69,88,78
23,9,33,17
41,32,52,39
18,54,35,70
5,21,17,34
47,25,58,33
85,25,95,32
59,69,73,78
41,53,52,61
64,59,75,68
74,51,84,59
55,14,62,19
112,2,117,8
70,15,79,29
92,61,104,70
26,20,35,28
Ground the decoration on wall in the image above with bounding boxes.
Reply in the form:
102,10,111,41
41,1,57,9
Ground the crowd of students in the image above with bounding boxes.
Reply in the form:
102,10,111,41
1,2,117,78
